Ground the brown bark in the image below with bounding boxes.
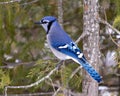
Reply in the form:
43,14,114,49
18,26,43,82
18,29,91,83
82,0,100,96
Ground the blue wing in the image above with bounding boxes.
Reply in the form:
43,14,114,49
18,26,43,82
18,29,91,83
54,42,102,83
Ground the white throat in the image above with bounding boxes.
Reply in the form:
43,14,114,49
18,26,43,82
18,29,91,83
41,23,48,32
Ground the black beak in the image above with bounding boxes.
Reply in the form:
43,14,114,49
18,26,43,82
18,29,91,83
34,21,42,24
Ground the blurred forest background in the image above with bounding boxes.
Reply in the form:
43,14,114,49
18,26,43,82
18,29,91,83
0,0,120,96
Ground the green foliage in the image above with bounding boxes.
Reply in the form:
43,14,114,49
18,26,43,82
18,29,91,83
112,0,120,31
27,60,82,92
111,0,120,15
0,0,119,95
69,74,82,91
113,15,120,30
60,65,72,87
27,59,56,79
60,63,82,92
0,69,10,92
116,49,120,68
11,65,30,85
27,59,56,91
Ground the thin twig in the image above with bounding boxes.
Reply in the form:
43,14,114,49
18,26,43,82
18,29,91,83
0,0,39,5
98,18,120,34
53,87,61,96
75,32,87,44
116,73,120,77
0,0,21,4
100,8,120,47
70,66,82,79
4,92,54,96
21,0,39,5
48,78,56,92
109,34,120,47
103,7,107,21
0,61,35,69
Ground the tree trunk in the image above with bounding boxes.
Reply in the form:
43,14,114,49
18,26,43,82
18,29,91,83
82,0,100,96
58,0,63,27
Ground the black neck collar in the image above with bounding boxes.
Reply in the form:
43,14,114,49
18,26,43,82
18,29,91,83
47,19,56,34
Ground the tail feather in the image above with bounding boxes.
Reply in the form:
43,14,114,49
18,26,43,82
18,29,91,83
78,58,102,83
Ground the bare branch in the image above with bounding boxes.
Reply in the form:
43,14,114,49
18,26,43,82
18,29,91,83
4,61,62,96
109,33,120,47
98,18,120,34
70,66,82,79
116,73,120,77
5,68,57,96
0,0,21,4
21,0,39,5
48,78,56,92
53,87,61,96
0,61,35,69
0,0,39,5
98,8,120,47
75,32,87,44
3,92,54,96
98,17,120,47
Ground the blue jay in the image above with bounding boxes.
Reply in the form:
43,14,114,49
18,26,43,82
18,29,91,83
35,16,102,83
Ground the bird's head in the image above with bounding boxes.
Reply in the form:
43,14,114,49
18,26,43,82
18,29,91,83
35,16,57,34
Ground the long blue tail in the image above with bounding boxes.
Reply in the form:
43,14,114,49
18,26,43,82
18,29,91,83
77,58,102,83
